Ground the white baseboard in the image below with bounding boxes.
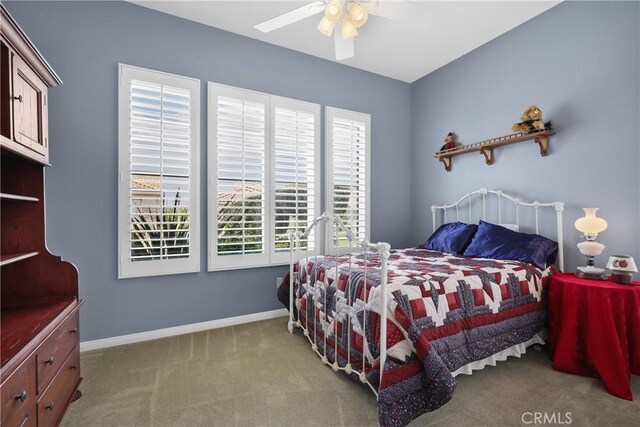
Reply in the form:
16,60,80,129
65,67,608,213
80,308,288,352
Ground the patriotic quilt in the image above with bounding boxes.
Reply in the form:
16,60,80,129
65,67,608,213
284,248,553,427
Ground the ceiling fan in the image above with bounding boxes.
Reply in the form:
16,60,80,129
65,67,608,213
254,0,414,61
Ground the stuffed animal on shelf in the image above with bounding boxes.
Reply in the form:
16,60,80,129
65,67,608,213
511,105,554,134
439,132,457,151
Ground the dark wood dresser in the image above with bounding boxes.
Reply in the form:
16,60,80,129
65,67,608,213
1,4,82,426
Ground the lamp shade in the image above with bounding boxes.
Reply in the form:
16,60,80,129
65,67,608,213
317,16,337,36
575,207,607,235
606,255,638,272
342,17,358,39
325,0,343,23
348,3,368,28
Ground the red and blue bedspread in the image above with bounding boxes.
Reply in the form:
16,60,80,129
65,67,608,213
285,248,553,426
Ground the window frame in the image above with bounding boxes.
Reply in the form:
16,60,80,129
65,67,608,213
324,106,371,255
117,64,201,279
207,83,321,271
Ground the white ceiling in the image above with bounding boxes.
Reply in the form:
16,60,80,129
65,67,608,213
130,0,561,83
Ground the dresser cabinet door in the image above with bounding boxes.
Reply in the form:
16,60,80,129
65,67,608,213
11,53,48,157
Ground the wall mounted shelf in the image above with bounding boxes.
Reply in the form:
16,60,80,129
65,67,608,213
434,130,555,172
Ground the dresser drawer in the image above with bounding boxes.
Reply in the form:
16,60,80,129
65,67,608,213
37,347,79,427
1,357,36,427
36,312,78,394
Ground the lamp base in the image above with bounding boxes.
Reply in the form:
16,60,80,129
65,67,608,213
575,266,609,280
610,271,633,285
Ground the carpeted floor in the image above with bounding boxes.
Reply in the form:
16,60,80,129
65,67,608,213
63,317,639,427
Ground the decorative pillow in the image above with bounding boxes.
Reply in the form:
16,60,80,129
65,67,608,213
463,221,558,269
422,222,478,255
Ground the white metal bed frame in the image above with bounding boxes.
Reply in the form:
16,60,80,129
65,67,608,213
287,188,564,399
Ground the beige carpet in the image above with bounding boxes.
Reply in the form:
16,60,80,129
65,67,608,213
63,317,640,427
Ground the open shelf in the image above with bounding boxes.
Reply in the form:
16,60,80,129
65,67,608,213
434,130,555,171
0,252,39,267
0,192,39,202
1,299,75,367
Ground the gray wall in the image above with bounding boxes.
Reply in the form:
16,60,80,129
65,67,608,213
6,0,639,342
4,1,412,341
410,1,640,274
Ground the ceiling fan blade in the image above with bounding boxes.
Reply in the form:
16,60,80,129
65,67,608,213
334,30,354,61
255,1,326,33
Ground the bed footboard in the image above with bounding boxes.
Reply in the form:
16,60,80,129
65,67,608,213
288,212,390,395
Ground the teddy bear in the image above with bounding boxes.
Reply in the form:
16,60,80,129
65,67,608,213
439,132,457,151
511,106,554,134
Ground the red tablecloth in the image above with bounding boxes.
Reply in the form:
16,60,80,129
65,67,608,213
549,273,640,400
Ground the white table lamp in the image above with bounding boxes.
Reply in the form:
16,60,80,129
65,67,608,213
575,207,607,275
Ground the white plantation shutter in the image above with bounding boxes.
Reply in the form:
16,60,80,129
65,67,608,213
209,84,270,270
270,97,321,263
325,107,370,251
118,65,200,278
208,84,321,270
215,96,266,255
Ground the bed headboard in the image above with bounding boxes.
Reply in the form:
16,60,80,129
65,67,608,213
430,188,565,271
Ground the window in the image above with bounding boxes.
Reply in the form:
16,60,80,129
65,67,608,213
208,83,320,270
325,107,370,252
118,64,200,278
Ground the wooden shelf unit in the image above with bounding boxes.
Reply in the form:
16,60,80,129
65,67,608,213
434,130,555,172
1,5,81,426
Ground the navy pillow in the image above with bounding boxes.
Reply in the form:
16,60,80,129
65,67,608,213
463,221,558,269
423,222,478,255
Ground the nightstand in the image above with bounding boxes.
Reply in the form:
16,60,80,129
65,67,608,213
548,273,640,400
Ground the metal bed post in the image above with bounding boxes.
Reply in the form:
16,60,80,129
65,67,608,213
482,191,487,220
360,246,368,383
378,242,391,388
312,228,318,350
346,236,353,374
333,221,340,372
288,231,297,334
431,206,437,232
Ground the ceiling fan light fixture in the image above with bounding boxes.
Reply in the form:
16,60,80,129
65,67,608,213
317,15,337,37
341,16,358,39
325,0,343,23
348,3,368,28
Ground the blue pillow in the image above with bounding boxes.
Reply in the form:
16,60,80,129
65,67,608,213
463,221,558,269
423,222,478,255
